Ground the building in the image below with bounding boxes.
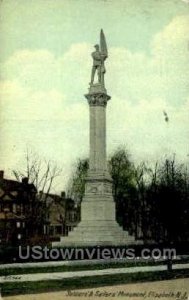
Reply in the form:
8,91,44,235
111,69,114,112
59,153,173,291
0,170,80,244
0,171,37,244
65,196,80,236
39,192,80,241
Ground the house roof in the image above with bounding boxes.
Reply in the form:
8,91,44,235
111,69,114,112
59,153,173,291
0,179,36,193
0,177,37,203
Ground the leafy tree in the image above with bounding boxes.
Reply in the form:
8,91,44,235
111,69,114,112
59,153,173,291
67,158,89,203
109,148,136,233
67,148,138,235
66,149,189,243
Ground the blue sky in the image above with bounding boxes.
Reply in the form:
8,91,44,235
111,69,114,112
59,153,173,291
0,0,189,193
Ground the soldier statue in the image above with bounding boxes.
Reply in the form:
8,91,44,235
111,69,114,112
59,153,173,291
90,30,108,87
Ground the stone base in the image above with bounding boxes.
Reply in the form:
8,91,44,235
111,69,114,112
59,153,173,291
52,220,138,247
88,83,107,94
52,197,140,247
52,170,141,247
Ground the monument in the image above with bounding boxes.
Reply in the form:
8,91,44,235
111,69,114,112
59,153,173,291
53,30,136,246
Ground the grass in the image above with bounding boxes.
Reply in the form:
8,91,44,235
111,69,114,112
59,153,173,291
0,259,168,276
1,269,189,297
0,256,189,276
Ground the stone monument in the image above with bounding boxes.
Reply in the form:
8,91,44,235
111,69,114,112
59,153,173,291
53,30,136,246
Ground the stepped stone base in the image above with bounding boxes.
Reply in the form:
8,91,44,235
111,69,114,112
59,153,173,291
52,220,138,247
52,171,142,247
52,194,141,247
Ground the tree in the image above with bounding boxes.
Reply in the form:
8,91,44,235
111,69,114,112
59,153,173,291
133,162,151,241
13,148,62,200
66,149,189,243
67,148,138,235
67,159,89,203
142,156,189,243
153,157,189,242
12,148,62,237
109,148,137,234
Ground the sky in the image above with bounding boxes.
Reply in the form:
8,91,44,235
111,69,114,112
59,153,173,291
0,0,189,194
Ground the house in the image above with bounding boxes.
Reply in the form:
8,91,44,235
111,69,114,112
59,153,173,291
40,192,80,240
64,195,80,236
0,170,80,244
0,171,37,244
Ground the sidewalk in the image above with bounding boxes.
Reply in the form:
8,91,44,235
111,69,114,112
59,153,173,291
0,257,162,269
4,278,189,300
0,255,187,269
1,263,189,283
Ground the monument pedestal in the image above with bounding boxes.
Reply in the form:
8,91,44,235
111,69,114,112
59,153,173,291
53,135,136,247
53,176,136,246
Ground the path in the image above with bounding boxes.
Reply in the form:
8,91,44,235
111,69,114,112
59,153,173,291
4,278,189,300
0,263,189,283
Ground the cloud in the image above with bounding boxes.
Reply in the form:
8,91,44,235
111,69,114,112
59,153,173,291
152,15,189,98
3,14,188,108
108,96,189,164
0,15,188,191
106,15,189,105
0,80,65,121
1,49,61,92
153,14,189,52
59,43,92,99
106,15,189,160
0,43,92,100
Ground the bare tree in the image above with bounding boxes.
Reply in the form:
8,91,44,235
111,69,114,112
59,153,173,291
12,148,62,238
13,148,62,199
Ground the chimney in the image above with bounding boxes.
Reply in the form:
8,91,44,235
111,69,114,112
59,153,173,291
61,191,66,199
0,170,4,180
22,177,29,184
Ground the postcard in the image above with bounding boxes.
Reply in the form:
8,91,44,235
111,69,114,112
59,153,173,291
0,0,189,299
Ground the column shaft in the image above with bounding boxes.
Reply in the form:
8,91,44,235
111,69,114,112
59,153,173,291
89,105,106,172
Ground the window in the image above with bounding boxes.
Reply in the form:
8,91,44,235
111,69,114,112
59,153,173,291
56,226,62,234
49,226,54,235
13,204,16,213
68,211,75,222
11,191,18,197
17,205,21,214
9,204,13,212
4,203,10,212
16,222,21,228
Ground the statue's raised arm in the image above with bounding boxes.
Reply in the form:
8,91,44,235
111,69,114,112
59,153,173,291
90,29,108,88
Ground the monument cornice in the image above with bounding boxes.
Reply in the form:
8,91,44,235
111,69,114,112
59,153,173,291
85,92,111,107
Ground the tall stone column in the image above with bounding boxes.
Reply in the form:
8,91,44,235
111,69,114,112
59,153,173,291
87,89,109,173
81,85,115,223
86,86,110,175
